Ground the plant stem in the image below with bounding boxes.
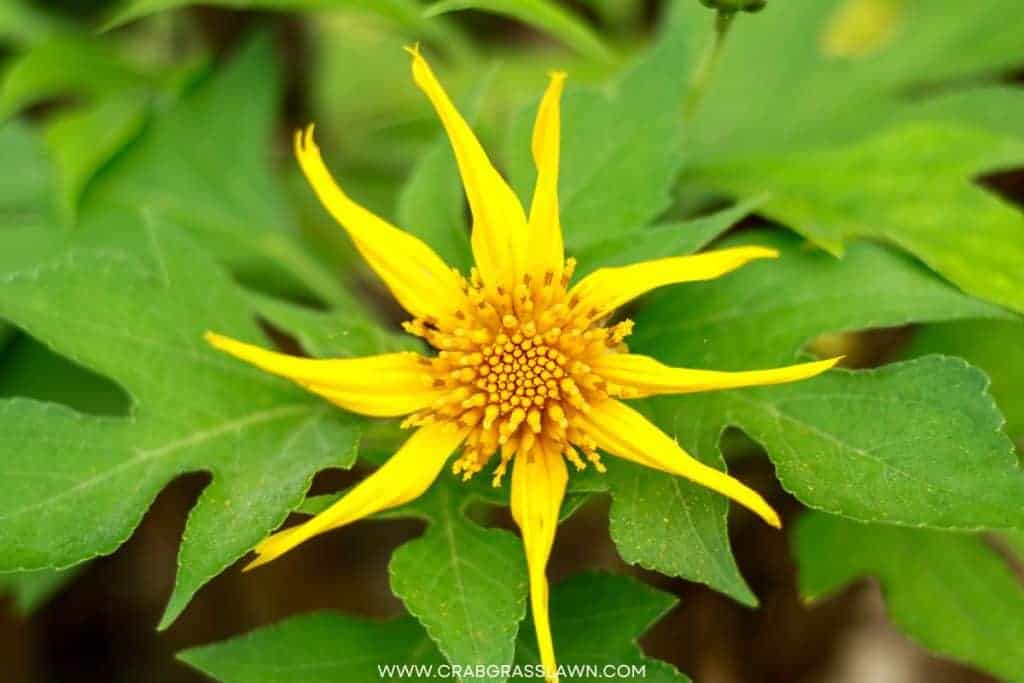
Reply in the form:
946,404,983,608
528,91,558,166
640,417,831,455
685,10,737,119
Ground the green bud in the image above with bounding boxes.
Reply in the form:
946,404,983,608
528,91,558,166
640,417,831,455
699,0,767,13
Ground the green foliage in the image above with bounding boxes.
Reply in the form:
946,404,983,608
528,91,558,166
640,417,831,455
177,573,683,682
512,572,689,682
424,0,613,62
633,230,1020,529
0,37,153,119
0,121,61,276
2,0,1024,679
795,512,1024,682
279,444,525,676
0,222,361,627
614,228,1020,603
389,479,526,682
0,1,67,49
506,8,703,250
74,34,346,303
676,0,1024,313
903,319,1024,441
180,613,445,682
572,196,764,276
698,124,1024,314
103,0,460,46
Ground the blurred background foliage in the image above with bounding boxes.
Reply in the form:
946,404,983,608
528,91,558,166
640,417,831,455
1,0,1023,681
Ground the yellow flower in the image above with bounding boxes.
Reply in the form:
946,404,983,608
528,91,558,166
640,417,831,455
205,46,839,682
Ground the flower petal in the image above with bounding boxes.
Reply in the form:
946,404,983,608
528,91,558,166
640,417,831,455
527,71,567,283
205,332,443,417
594,353,842,397
406,45,528,289
569,246,778,322
510,442,567,683
581,399,781,528
294,124,465,322
245,422,468,570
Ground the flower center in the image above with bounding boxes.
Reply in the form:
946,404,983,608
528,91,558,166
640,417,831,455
402,259,634,485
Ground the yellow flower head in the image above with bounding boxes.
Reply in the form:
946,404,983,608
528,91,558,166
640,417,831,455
205,46,838,682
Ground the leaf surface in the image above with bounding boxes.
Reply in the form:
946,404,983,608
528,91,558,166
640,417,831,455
0,221,362,628
179,613,444,683
795,512,1024,682
424,0,613,62
601,228,1020,606
505,7,703,248
632,229,1022,529
513,572,689,682
676,0,1024,311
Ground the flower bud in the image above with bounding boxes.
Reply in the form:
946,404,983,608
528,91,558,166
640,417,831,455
699,0,767,13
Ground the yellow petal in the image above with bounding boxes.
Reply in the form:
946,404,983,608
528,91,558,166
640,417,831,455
581,399,781,528
569,246,778,322
205,332,443,418
294,124,465,322
406,45,528,289
246,422,468,570
526,71,567,283
510,442,567,683
594,353,842,397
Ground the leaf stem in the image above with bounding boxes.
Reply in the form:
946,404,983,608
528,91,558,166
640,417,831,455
685,10,737,119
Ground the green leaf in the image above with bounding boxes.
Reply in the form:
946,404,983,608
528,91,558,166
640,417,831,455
903,319,1024,442
0,121,62,276
682,0,1024,162
249,292,411,359
395,69,497,273
289,465,523,679
0,0,67,48
0,566,82,614
45,92,149,223
396,127,473,272
505,6,703,249
795,512,1024,682
673,0,1024,312
76,32,348,306
0,37,151,120
632,228,1024,530
896,85,1024,142
604,453,758,607
179,613,444,682
597,227,1016,607
572,196,765,276
181,572,683,683
102,0,468,52
513,572,689,682
1004,530,1024,560
424,0,613,62
389,479,527,682
0,121,62,348
0,220,361,629
695,124,1024,314
0,334,130,417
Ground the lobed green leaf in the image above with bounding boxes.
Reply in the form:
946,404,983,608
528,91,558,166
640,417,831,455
795,512,1024,682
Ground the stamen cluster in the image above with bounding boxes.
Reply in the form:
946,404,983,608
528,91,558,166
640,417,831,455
402,259,635,485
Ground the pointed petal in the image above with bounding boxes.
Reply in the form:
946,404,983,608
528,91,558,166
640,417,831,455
246,422,468,570
406,45,528,289
205,332,443,417
569,246,778,322
294,124,465,321
581,399,781,528
527,71,567,283
594,353,842,398
511,443,567,683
